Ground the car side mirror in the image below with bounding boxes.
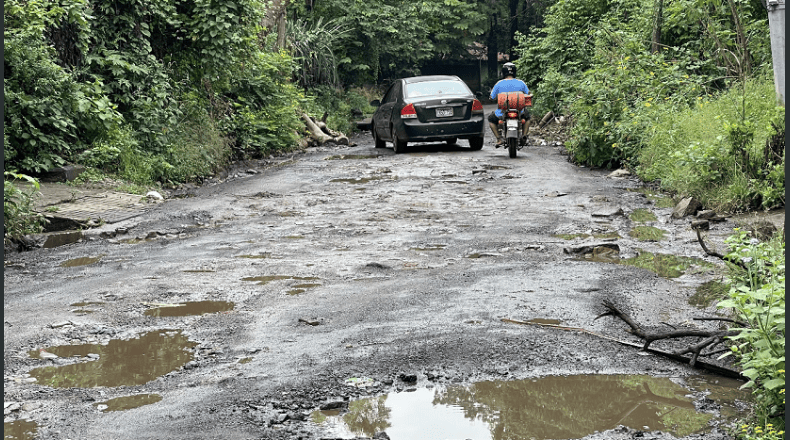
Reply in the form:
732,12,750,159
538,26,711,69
370,99,381,107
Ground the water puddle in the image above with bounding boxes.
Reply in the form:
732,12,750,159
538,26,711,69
143,301,234,317
330,177,382,184
689,280,729,308
182,269,216,273
70,301,105,307
242,275,319,286
629,225,667,241
93,394,162,412
410,244,447,251
288,283,322,295
27,330,196,387
620,251,710,278
236,253,273,259
629,208,658,223
325,154,380,160
628,188,676,208
60,256,102,267
3,419,37,440
312,374,749,440
238,357,253,364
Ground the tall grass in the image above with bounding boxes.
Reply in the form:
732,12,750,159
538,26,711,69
635,75,784,213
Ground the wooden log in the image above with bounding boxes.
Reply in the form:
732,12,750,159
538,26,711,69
538,111,554,128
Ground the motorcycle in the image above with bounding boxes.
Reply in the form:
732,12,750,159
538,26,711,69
496,92,532,158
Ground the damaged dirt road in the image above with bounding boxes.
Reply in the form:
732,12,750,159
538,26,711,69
4,127,759,440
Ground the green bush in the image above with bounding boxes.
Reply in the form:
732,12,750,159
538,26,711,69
635,76,784,212
718,229,785,430
4,172,47,243
303,85,377,134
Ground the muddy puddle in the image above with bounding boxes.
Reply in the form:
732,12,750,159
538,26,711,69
3,419,37,440
94,394,162,412
144,301,234,317
27,330,196,387
312,374,749,439
60,256,102,267
242,275,320,286
330,177,382,184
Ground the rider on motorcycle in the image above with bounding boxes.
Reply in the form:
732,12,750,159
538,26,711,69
488,62,531,148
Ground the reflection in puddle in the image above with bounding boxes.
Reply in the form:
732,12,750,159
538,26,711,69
94,394,162,412
28,330,196,387
313,375,749,440
620,251,709,278
144,301,234,317
3,419,37,440
690,280,729,307
60,256,102,267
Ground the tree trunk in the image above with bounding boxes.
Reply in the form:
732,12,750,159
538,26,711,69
262,0,289,50
487,14,500,85
651,0,663,53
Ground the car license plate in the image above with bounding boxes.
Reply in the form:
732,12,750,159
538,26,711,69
436,108,453,118
506,119,518,128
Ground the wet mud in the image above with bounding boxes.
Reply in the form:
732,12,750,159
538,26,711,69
3,126,776,439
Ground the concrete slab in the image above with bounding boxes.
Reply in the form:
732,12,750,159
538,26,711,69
23,182,150,227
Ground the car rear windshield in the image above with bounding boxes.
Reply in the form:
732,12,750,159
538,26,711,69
404,80,471,98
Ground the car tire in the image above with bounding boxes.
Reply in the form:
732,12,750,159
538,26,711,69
372,122,385,148
392,128,407,154
468,136,484,151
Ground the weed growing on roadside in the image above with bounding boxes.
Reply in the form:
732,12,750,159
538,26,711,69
718,229,785,430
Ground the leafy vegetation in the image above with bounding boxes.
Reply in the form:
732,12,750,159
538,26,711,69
513,0,783,213
718,229,785,433
3,172,47,245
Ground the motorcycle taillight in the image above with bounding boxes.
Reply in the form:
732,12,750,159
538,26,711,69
507,112,518,118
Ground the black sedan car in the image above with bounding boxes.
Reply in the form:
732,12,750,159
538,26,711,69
371,75,485,154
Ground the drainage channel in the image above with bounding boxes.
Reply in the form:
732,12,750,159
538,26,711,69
312,374,750,439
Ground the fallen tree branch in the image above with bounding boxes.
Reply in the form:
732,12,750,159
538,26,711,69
596,299,741,368
502,315,744,379
301,113,349,145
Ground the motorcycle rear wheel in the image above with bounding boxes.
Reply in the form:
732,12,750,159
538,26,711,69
508,137,517,158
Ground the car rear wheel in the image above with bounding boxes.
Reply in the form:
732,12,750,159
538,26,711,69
372,122,385,148
468,136,484,151
392,128,407,154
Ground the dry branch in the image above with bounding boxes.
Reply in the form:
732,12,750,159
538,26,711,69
596,299,739,367
301,113,349,145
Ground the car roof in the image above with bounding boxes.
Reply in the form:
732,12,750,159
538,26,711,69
401,75,462,84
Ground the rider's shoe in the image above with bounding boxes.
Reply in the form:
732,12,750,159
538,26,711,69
519,136,528,146
495,138,505,148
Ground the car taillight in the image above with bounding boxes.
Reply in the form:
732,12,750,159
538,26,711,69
507,111,518,118
401,103,417,119
471,99,483,113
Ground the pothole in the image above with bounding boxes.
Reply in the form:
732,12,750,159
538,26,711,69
242,275,320,286
60,256,103,267
689,280,729,308
629,225,667,241
27,330,197,387
312,374,749,439
3,419,37,440
620,251,710,278
93,394,162,412
330,177,382,184
143,301,234,317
